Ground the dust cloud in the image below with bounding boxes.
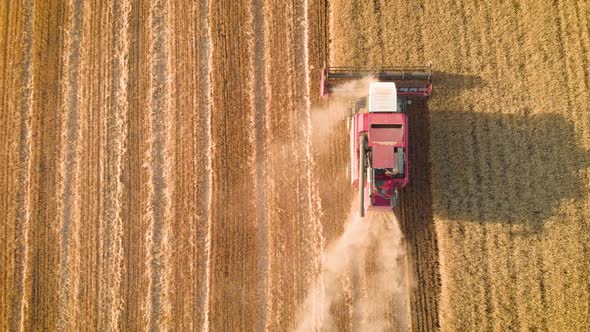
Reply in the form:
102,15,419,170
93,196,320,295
311,77,373,145
294,203,410,332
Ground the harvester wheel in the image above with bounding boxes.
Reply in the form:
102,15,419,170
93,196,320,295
390,189,399,209
359,135,367,217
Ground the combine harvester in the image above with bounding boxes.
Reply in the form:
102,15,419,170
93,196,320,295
320,66,432,217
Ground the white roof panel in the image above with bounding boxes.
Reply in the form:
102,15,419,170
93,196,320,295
368,82,397,113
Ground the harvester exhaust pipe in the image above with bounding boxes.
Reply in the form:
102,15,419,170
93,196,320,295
320,64,432,98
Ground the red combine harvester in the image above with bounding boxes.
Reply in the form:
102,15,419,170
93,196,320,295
320,66,432,217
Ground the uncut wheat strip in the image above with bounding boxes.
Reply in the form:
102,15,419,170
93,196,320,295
448,1,493,323
516,0,590,328
490,0,583,324
330,0,371,66
426,1,524,330
476,4,530,330
56,0,85,329
420,3,482,331
380,3,420,65
464,2,528,331
434,119,487,325
489,3,555,331
144,0,173,330
571,0,590,315
527,1,590,329
513,2,583,328
555,0,590,199
9,1,35,331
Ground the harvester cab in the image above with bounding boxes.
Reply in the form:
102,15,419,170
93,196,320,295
320,65,432,217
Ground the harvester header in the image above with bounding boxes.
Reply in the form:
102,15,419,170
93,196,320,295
320,65,432,98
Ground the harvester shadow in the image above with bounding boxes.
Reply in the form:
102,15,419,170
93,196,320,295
429,110,589,229
427,73,589,231
394,72,588,329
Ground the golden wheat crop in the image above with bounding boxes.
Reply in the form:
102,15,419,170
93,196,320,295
332,0,590,331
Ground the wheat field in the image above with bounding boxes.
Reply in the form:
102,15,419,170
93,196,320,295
1,0,589,331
